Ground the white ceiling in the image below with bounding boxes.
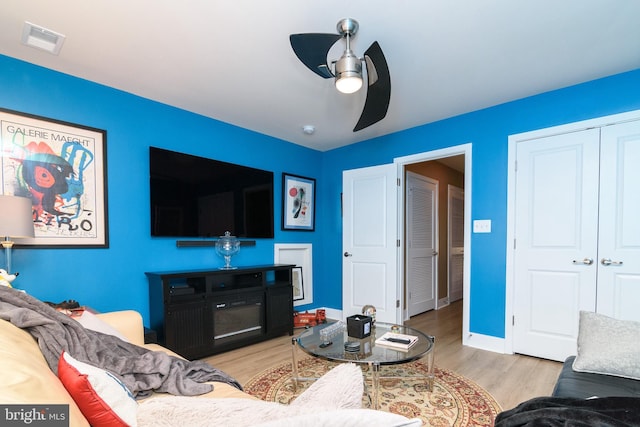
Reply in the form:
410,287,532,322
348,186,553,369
2,1,639,152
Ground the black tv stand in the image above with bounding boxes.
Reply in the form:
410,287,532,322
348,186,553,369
146,264,294,360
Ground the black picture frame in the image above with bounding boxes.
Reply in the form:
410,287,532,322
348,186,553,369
0,108,109,248
282,173,315,231
292,266,304,301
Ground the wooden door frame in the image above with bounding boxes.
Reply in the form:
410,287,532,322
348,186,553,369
505,108,640,355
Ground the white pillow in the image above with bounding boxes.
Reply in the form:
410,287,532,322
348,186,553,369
572,311,640,380
290,363,363,409
76,310,130,342
254,409,423,427
137,398,418,427
138,363,376,427
58,351,138,426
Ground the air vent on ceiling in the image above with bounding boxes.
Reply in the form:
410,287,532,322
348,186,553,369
21,21,66,55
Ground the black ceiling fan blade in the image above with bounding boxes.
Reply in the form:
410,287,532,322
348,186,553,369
290,33,342,79
353,41,391,132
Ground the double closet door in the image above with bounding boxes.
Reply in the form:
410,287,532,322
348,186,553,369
513,119,640,362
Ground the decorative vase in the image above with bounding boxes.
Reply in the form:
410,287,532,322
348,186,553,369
215,231,240,270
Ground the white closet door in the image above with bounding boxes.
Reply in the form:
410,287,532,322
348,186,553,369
513,129,600,361
406,172,437,316
597,121,640,321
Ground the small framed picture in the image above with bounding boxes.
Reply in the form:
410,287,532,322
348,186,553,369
292,266,304,301
282,173,315,231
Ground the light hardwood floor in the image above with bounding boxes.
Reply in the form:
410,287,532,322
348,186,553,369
203,300,563,411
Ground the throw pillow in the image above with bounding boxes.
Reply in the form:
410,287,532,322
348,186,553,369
572,311,640,380
254,409,424,427
137,398,419,427
58,351,138,427
290,362,363,409
75,310,130,342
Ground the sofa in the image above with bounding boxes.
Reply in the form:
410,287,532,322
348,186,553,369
552,356,640,399
495,311,640,426
0,289,422,427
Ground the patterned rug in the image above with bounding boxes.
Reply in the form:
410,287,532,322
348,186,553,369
244,358,502,426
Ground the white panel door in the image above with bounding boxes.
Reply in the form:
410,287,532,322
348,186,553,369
343,164,399,324
406,172,437,316
448,185,464,303
513,129,600,361
597,121,640,321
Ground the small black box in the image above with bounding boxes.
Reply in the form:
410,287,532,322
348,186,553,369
346,315,372,338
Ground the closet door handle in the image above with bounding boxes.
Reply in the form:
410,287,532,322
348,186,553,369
601,258,623,266
344,252,353,257
572,258,593,265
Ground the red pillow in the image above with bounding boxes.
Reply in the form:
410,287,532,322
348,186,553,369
58,351,137,427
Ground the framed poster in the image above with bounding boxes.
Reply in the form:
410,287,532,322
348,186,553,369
282,173,315,231
0,108,108,248
292,266,304,301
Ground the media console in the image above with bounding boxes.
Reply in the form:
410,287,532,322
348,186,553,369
146,264,294,360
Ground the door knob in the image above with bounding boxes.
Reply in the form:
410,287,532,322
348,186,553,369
572,258,593,265
601,258,623,266
344,252,353,257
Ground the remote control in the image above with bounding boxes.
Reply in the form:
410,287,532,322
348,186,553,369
385,337,411,344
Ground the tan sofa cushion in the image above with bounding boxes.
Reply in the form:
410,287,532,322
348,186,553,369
96,310,146,346
0,317,89,427
0,308,253,427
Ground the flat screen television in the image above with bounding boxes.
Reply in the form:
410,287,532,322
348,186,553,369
149,147,274,238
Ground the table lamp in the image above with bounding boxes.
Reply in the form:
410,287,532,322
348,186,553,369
0,195,35,274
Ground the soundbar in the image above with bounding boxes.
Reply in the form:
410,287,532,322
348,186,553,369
176,240,256,248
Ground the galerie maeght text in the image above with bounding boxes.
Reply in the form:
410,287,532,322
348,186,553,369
2,120,98,239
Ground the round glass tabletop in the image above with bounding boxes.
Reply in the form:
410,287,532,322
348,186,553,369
295,321,434,365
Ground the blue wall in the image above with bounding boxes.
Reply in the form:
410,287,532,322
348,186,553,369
319,68,640,338
0,55,324,322
2,53,639,339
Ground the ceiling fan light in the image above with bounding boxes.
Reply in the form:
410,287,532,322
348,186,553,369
336,75,363,94
335,50,362,94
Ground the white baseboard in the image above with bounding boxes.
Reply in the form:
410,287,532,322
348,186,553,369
437,297,450,309
462,332,508,354
321,307,343,321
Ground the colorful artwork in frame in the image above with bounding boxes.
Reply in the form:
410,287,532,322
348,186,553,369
282,173,315,231
0,108,108,248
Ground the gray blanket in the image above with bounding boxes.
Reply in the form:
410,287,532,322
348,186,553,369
0,286,241,398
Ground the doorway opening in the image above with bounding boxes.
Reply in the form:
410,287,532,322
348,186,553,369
395,144,471,343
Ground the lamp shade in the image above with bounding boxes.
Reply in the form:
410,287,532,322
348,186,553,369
0,195,35,238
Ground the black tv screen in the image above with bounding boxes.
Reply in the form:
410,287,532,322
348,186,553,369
150,147,274,238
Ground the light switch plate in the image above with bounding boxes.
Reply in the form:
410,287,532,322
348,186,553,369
473,219,492,233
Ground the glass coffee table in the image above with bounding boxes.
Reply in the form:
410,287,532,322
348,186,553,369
291,322,435,409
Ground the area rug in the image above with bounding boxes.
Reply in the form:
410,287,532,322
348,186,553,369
244,358,501,426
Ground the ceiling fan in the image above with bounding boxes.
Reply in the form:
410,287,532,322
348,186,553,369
289,18,391,132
